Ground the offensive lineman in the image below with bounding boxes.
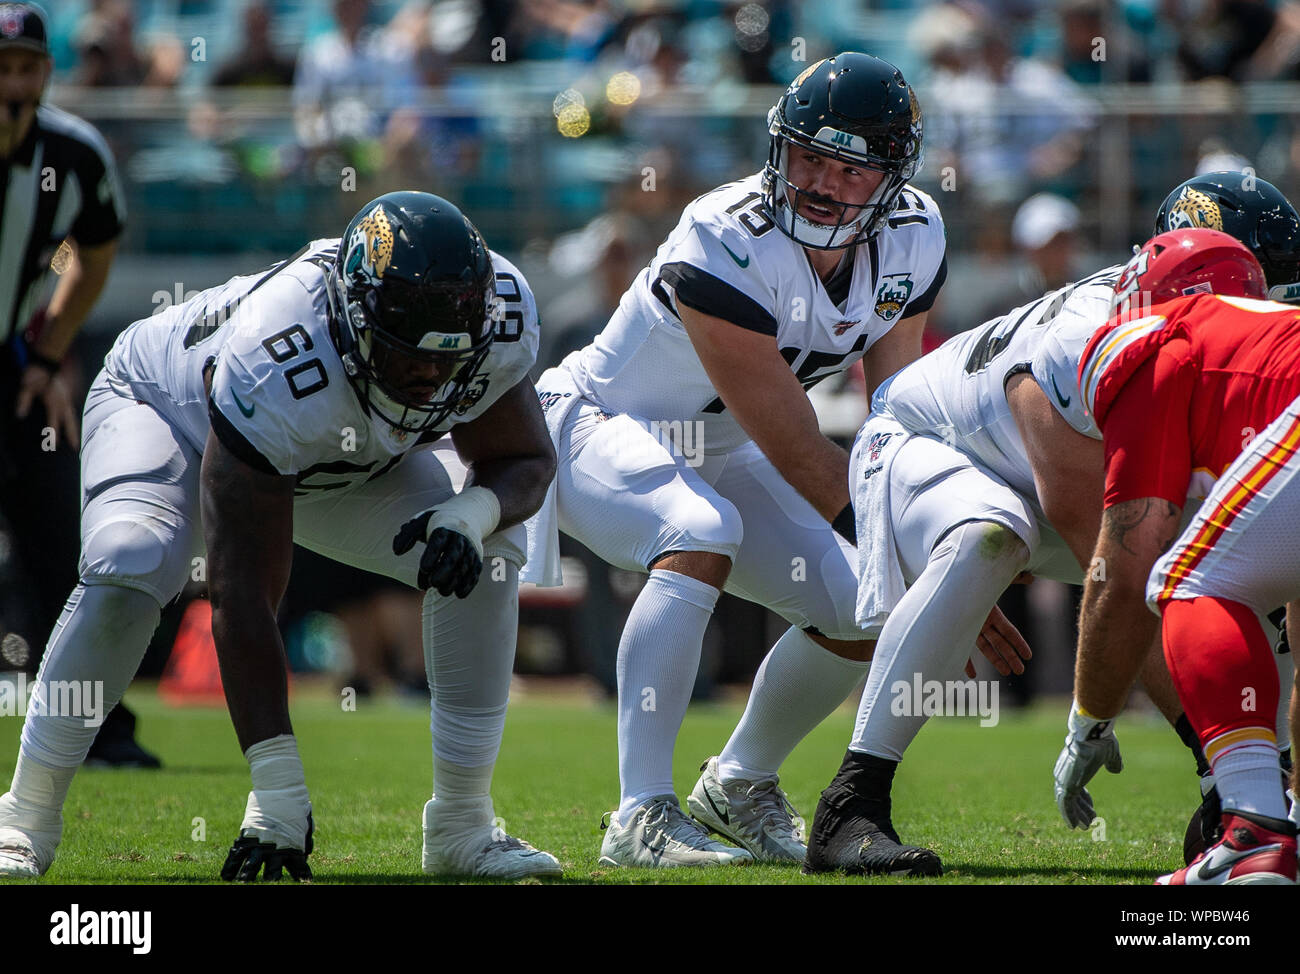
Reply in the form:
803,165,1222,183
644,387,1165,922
0,191,562,880
802,176,1300,875
1056,231,1300,884
528,52,1022,866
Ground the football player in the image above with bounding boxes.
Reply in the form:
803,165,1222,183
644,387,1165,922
1018,175,1300,860
802,175,1300,875
526,52,1018,867
0,192,562,880
1060,229,1300,883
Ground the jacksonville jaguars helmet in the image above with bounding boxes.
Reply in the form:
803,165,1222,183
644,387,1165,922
1155,172,1300,300
326,191,498,435
763,52,924,250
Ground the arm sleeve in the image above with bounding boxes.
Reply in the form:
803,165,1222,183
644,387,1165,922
1101,346,1196,509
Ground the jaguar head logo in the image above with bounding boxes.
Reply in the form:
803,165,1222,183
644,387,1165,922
344,204,394,285
1167,186,1223,232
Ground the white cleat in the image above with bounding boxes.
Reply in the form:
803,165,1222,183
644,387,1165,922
599,794,753,868
688,756,807,862
0,792,61,878
422,796,561,880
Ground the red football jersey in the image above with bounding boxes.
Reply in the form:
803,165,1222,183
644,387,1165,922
1078,295,1300,508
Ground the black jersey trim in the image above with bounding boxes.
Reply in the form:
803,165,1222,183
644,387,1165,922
659,261,777,336
903,255,947,317
208,397,280,476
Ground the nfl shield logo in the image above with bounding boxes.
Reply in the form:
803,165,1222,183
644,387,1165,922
867,432,893,462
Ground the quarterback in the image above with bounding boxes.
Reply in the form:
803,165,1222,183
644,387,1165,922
0,192,562,880
803,176,1300,875
527,52,1024,866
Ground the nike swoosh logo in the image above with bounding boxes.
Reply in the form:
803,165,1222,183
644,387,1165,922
231,390,255,418
704,790,730,826
720,241,749,268
1197,842,1284,880
1050,373,1071,409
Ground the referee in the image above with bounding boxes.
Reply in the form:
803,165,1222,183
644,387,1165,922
0,3,157,766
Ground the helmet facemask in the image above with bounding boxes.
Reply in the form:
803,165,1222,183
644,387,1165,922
328,262,498,435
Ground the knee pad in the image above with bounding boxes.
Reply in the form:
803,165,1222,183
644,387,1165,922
79,516,189,606
655,493,743,564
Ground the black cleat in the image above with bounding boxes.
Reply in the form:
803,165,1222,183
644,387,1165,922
84,704,162,769
802,750,942,877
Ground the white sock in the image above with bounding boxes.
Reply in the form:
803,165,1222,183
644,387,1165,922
21,582,161,771
423,561,518,804
717,627,869,782
852,520,1027,761
1214,741,1289,820
616,569,719,819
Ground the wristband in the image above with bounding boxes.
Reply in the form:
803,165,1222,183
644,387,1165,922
831,503,857,546
245,734,307,791
1068,700,1115,742
432,485,502,549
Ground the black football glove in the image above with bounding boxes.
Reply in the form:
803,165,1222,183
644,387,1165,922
393,510,482,598
221,812,314,883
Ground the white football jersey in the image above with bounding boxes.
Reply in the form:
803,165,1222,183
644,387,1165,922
559,172,947,453
1029,263,1125,439
103,239,539,492
873,265,1122,499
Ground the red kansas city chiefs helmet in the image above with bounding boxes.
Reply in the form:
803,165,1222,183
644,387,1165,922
1111,227,1268,320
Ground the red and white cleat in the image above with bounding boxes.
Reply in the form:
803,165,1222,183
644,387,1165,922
1157,809,1297,885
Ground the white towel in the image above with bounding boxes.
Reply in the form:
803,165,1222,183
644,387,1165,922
852,413,909,633
520,367,583,586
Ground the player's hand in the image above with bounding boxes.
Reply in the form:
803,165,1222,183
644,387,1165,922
393,509,483,598
16,364,80,450
221,787,314,882
1053,703,1123,829
975,605,1032,676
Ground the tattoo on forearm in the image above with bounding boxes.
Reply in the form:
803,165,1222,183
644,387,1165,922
1104,498,1180,557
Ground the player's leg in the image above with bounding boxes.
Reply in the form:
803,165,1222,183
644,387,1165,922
546,403,749,866
683,439,873,861
0,382,200,876
293,441,559,877
1149,401,1300,885
804,429,1037,875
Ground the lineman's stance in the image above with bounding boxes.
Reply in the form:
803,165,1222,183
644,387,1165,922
804,175,1300,874
0,192,561,880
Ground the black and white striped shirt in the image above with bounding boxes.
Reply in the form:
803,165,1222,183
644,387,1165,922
0,104,125,346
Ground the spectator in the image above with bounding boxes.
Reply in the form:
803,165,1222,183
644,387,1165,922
211,1,296,88
1060,0,1153,84
292,0,416,151
1166,0,1277,81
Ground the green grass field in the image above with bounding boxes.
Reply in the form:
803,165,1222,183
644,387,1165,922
0,682,1200,885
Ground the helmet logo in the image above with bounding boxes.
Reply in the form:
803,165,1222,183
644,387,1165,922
874,273,913,321
816,127,865,153
1168,186,1223,232
421,332,473,351
0,9,23,38
344,204,395,284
